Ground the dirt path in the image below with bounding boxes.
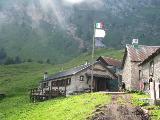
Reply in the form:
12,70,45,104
90,94,150,120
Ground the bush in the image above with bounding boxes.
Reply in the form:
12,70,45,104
127,90,145,95
4,57,15,65
0,94,6,100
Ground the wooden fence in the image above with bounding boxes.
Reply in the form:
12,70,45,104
30,86,66,102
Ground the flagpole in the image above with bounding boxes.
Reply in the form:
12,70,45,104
91,23,95,93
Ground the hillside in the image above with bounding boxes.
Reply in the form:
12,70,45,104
0,0,160,63
0,48,122,120
0,48,123,96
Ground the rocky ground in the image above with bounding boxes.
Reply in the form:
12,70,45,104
90,94,150,120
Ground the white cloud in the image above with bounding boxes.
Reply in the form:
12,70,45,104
64,0,85,4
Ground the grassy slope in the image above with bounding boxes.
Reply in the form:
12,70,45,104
64,48,123,70
0,93,111,120
131,93,160,120
0,48,123,120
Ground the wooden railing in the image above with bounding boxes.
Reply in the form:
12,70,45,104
30,86,66,102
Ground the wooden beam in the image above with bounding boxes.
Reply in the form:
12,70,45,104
95,79,97,92
65,79,67,96
57,80,59,96
42,88,43,96
49,86,51,99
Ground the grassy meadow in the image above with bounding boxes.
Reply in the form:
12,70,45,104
0,93,111,120
131,93,160,120
0,48,122,120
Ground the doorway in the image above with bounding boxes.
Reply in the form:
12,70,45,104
95,77,108,91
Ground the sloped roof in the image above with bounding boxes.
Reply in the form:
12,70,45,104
45,63,92,81
43,61,117,82
122,44,160,67
139,48,160,66
97,56,122,67
126,44,159,62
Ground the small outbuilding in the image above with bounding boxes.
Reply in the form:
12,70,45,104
40,61,118,96
30,60,119,101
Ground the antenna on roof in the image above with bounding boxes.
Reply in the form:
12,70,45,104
132,39,139,49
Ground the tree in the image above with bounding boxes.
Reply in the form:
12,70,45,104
0,48,7,60
46,59,50,64
14,56,22,64
4,57,15,65
27,59,32,62
37,60,43,64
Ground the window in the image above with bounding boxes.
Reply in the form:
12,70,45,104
43,82,48,88
149,61,154,76
59,79,68,87
59,80,63,86
139,70,142,81
67,78,71,85
80,76,84,81
52,81,57,87
51,78,71,87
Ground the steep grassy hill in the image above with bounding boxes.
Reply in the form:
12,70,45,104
0,48,122,120
0,48,123,96
0,0,160,63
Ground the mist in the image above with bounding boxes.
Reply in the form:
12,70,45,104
0,0,107,29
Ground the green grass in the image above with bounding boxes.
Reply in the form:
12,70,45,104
64,48,123,69
0,93,111,120
0,48,123,96
0,48,121,120
0,63,58,96
131,93,160,120
131,93,149,106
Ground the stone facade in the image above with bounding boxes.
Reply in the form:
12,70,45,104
122,44,160,90
122,54,132,90
130,61,141,90
122,55,141,90
140,53,160,99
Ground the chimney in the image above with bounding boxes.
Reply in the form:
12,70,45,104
132,39,139,49
44,72,48,80
85,60,88,65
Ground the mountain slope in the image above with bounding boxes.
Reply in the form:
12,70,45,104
0,48,121,119
0,48,123,96
0,0,160,63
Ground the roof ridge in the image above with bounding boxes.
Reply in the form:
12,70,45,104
139,47,160,66
126,44,160,47
103,56,121,62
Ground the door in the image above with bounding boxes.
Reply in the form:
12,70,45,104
96,78,107,91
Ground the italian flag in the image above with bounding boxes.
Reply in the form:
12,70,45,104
96,22,104,29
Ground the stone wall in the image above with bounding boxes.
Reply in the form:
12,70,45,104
130,61,141,90
122,54,143,90
141,54,160,98
122,54,132,90
141,62,150,93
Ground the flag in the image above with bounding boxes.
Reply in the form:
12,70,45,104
132,39,138,44
95,29,106,38
96,22,104,29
